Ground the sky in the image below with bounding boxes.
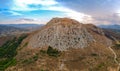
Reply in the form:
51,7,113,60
0,0,120,25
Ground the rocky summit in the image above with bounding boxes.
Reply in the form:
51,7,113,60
5,18,120,71
28,18,95,51
28,18,111,51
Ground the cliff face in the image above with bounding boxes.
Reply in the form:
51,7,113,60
28,18,112,51
28,18,95,51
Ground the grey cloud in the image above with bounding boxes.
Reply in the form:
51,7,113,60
93,13,120,25
57,0,120,25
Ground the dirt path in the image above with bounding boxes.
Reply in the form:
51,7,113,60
108,46,120,70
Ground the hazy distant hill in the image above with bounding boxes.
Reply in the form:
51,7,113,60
0,24,44,36
98,25,120,40
4,24,44,31
102,28,120,41
0,25,27,37
99,24,120,31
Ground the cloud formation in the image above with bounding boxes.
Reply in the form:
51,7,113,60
5,18,41,24
0,9,22,16
10,0,93,24
1,0,120,25
57,0,120,25
41,6,94,23
12,0,58,11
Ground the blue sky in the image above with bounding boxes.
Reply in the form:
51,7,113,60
0,0,120,25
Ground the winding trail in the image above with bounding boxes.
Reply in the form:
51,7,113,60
108,46,120,69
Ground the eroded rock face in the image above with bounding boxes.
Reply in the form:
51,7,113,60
28,18,95,51
6,18,115,71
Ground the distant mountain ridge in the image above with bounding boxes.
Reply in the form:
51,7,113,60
0,24,44,37
1,24,44,30
99,24,120,30
0,25,27,37
98,24,120,41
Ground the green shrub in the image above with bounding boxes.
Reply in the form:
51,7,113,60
47,46,60,57
115,44,120,47
33,54,38,61
22,59,33,64
0,58,17,70
40,69,49,71
40,50,46,54
23,42,28,47
22,54,38,64
91,53,98,56
114,43,120,49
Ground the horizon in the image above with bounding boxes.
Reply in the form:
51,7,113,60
0,0,120,25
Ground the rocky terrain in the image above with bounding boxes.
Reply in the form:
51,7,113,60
28,18,95,51
1,18,120,71
28,18,112,51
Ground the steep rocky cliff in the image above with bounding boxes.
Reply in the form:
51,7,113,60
28,18,111,51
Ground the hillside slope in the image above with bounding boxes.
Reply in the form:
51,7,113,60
6,18,120,71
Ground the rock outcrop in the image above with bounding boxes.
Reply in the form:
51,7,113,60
28,18,111,51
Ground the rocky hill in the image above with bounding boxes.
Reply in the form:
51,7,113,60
5,18,120,71
28,18,111,51
28,18,95,51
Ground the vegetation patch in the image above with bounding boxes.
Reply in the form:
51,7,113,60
22,54,38,64
47,46,61,57
93,62,106,71
114,43,120,49
23,42,28,47
0,58,17,70
40,46,61,57
91,53,98,56
40,69,49,71
40,50,47,55
0,34,27,71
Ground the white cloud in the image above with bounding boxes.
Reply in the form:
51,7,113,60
65,11,94,23
11,0,94,24
41,6,94,23
0,10,22,16
0,18,43,24
9,11,22,16
12,0,58,11
92,13,120,25
13,18,41,24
